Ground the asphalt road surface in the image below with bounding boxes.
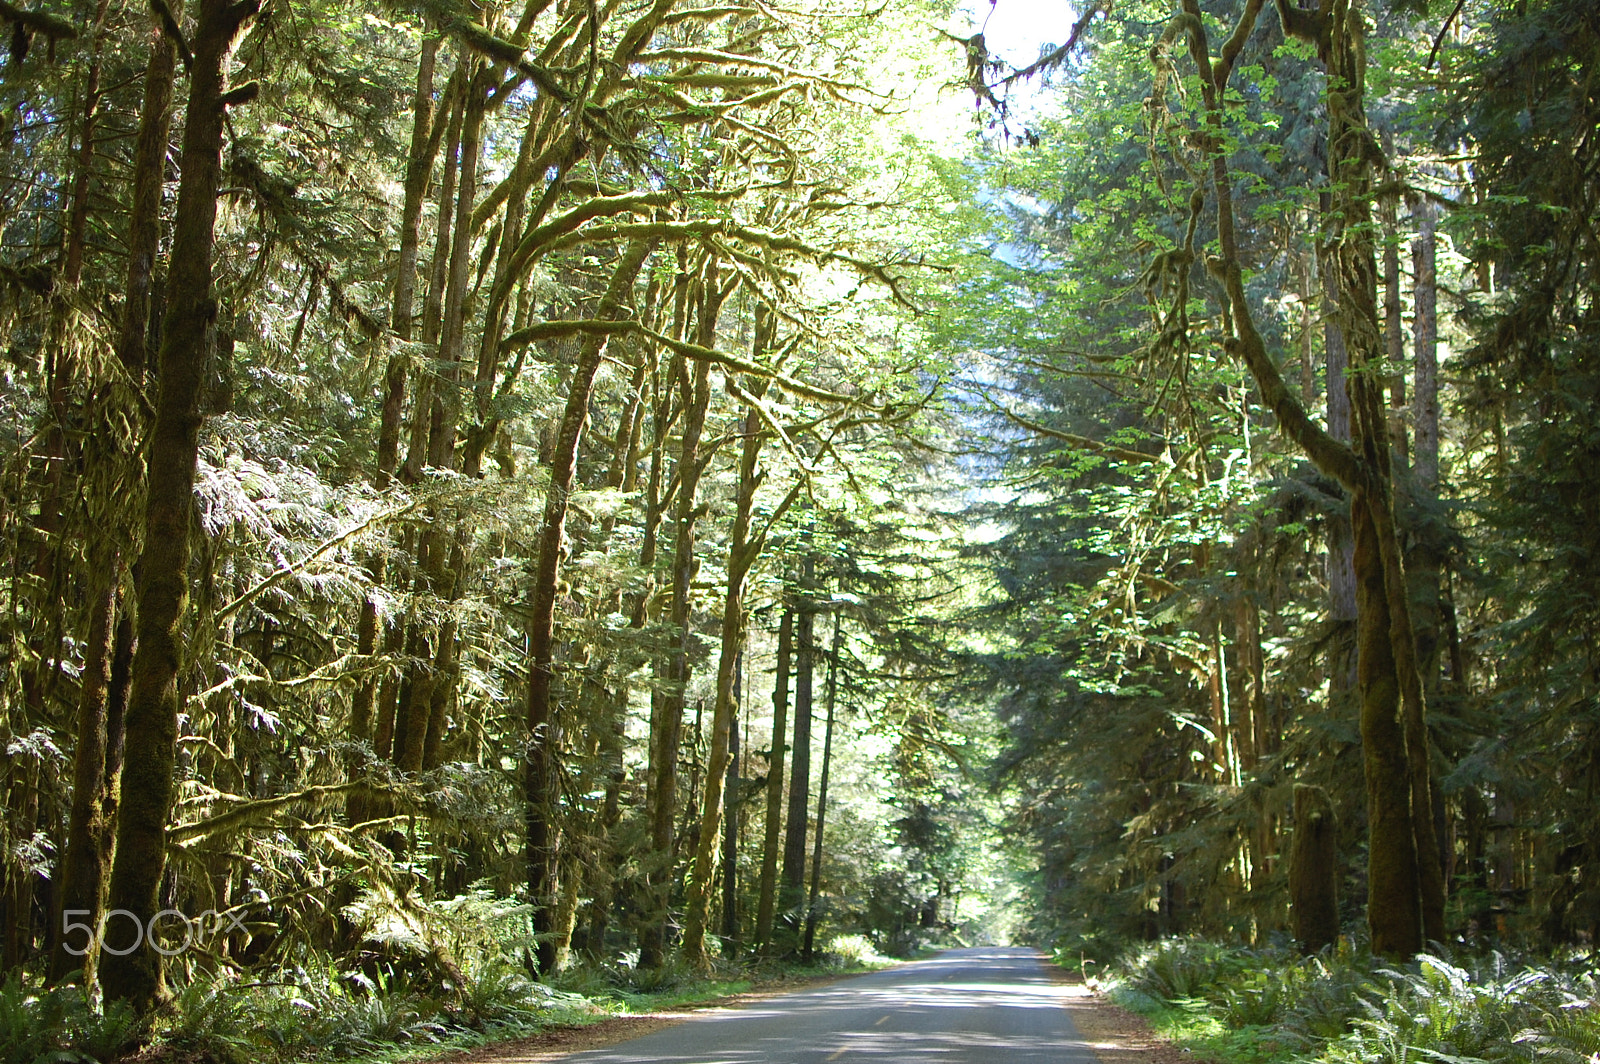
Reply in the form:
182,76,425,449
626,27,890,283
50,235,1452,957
554,947,1096,1063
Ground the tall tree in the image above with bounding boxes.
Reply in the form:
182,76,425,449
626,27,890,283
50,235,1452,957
102,0,263,1009
754,604,794,952
524,238,655,973
778,554,817,954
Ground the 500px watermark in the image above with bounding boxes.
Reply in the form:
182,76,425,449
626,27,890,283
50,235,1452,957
62,908,249,957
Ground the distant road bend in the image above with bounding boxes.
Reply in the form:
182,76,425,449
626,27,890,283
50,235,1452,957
555,947,1097,1063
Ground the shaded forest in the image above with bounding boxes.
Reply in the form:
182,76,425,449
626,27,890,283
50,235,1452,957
0,0,1598,1055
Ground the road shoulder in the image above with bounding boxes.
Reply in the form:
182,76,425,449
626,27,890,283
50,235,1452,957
1046,966,1213,1064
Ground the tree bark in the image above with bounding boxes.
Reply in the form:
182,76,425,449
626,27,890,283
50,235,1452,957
1290,784,1339,953
1322,244,1360,743
391,59,473,774
1380,182,1408,467
351,38,445,812
1353,488,1423,954
525,238,654,973
719,660,741,953
102,0,261,1011
1408,197,1446,941
681,321,775,964
754,605,792,953
48,568,119,985
402,71,465,485
1171,0,1444,955
116,28,176,383
803,613,841,959
378,32,443,477
640,263,725,967
47,18,176,986
779,556,816,955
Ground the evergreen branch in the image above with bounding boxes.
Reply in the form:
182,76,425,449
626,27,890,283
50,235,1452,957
215,503,418,622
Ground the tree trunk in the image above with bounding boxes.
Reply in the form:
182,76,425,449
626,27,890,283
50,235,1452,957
754,605,793,953
403,70,465,484
1299,244,1316,403
48,569,119,985
1290,784,1339,953
394,59,482,774
116,30,176,382
1380,182,1408,467
719,660,741,953
681,336,773,965
351,34,445,822
525,238,654,973
378,32,442,476
1322,238,1359,650
1352,489,1423,955
578,347,654,960
1407,197,1447,942
408,66,489,774
640,268,724,967
47,20,176,987
779,557,816,955
102,0,261,1011
581,702,627,958
429,64,490,473
1179,0,1444,956
1410,200,1442,673
1318,0,1445,954
803,613,841,959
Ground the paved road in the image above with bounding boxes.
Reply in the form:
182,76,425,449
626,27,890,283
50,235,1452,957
555,947,1096,1063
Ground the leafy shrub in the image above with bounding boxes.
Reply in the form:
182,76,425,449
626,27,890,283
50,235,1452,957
821,934,892,968
0,972,138,1064
1276,957,1375,1045
1121,937,1258,1001
158,962,510,1062
1324,954,1597,1064
1110,939,1600,1064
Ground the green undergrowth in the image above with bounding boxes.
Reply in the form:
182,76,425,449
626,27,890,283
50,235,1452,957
1068,937,1600,1064
1,936,894,1064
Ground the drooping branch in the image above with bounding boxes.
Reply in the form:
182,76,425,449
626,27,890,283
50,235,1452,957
999,404,1173,466
168,783,368,845
213,502,417,622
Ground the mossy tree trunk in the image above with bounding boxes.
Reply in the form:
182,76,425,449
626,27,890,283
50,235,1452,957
46,16,175,989
1291,784,1340,952
101,0,261,1011
525,237,654,974
802,612,841,959
754,605,793,954
778,555,816,955
1159,0,1445,956
640,259,727,967
682,310,800,965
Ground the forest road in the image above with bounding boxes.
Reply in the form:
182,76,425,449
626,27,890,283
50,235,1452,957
548,946,1097,1063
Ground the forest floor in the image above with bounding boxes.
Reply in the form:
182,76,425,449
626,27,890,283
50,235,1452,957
417,954,1205,1064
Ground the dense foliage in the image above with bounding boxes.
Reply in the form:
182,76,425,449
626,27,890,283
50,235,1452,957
0,0,991,1051
2,0,1599,1055
964,0,1600,961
